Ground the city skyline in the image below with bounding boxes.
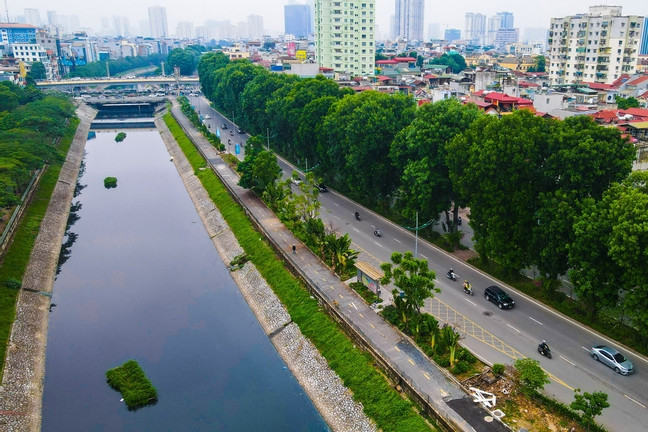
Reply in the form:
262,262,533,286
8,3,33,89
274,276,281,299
6,1,647,38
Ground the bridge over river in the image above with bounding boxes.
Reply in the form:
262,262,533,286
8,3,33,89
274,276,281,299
36,76,199,90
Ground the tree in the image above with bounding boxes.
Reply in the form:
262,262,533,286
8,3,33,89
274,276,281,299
26,61,47,83
390,99,482,227
435,53,467,73
616,95,640,109
447,110,550,272
514,358,550,393
570,389,610,428
197,52,230,99
167,48,199,75
320,91,415,203
380,251,438,326
527,55,545,73
237,136,282,196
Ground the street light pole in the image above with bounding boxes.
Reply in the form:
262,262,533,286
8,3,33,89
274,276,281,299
415,211,419,258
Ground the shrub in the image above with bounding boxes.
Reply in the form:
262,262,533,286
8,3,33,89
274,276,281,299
492,363,506,375
2,278,22,290
106,360,158,410
115,132,127,142
104,177,118,188
452,360,470,375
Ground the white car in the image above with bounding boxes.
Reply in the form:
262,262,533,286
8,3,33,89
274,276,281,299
204,115,211,119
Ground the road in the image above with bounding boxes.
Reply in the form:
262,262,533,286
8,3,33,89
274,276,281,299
189,96,648,431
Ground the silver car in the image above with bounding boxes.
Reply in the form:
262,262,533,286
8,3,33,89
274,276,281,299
591,345,634,375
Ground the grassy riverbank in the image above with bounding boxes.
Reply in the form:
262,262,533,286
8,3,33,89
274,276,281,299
0,118,80,382
163,112,436,432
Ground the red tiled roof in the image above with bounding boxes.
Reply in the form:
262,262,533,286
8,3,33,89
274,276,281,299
611,74,631,88
393,57,416,62
472,90,486,97
423,74,438,79
626,75,648,86
484,92,521,103
319,67,334,72
584,82,614,90
639,90,648,99
591,110,619,120
377,75,391,81
619,108,648,118
376,60,398,65
518,81,540,88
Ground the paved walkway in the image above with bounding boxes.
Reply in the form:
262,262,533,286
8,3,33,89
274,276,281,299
169,102,509,432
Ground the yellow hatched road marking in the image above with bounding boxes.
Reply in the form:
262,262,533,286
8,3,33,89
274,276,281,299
426,297,572,389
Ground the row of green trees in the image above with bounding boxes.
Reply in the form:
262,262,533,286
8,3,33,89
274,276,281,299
67,53,165,78
0,82,76,208
197,55,647,336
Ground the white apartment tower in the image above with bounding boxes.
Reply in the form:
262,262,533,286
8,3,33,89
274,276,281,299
315,0,376,76
465,13,486,43
394,0,423,41
548,6,644,85
148,6,168,38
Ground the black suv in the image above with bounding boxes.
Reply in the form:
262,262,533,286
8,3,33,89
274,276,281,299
484,285,515,309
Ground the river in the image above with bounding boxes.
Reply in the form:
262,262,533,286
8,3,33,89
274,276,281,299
41,129,328,431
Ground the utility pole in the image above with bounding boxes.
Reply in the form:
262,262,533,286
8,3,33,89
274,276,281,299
105,61,110,78
266,128,270,150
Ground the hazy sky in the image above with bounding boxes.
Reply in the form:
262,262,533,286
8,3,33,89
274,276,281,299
10,1,648,37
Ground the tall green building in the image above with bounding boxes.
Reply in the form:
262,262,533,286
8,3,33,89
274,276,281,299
315,0,376,76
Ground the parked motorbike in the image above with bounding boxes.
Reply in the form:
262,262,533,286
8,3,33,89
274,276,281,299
373,229,381,237
446,270,457,281
538,343,552,359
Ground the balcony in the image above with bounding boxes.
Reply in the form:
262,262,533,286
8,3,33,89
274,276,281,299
597,57,609,63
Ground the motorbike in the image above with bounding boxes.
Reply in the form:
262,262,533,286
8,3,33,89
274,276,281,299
463,284,473,296
355,212,361,221
538,344,552,359
446,271,457,281
374,229,381,237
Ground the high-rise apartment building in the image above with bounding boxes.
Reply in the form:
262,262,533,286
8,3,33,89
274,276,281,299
148,6,168,38
465,13,486,43
315,0,375,76
444,28,461,42
247,14,264,39
548,6,644,85
496,12,514,30
640,17,648,55
393,0,423,41
24,9,41,27
176,22,194,40
285,4,312,38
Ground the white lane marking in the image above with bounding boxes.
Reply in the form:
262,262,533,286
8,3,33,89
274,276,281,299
624,395,646,408
408,358,415,365
465,299,477,306
559,355,576,366
351,302,358,310
394,238,401,243
582,346,591,352
506,324,520,333
394,346,400,352
352,227,360,232
374,241,383,247
529,316,544,325
334,215,341,220
420,254,428,259
334,203,340,206
423,373,430,380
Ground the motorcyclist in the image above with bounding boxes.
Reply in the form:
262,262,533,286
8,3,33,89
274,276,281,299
539,340,549,353
374,228,381,236
463,280,472,292
355,211,360,220
447,268,455,279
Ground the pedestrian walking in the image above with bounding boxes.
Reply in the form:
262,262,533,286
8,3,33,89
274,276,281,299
292,245,296,254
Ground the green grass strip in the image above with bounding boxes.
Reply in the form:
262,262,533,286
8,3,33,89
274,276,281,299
0,118,80,381
106,359,158,410
164,113,435,432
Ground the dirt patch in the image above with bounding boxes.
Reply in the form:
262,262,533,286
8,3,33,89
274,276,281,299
463,368,583,432
452,248,479,262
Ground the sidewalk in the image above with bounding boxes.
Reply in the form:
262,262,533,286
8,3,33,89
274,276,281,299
169,101,509,432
